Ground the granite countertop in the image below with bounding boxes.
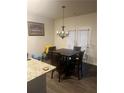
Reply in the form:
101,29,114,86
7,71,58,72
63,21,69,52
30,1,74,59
27,59,56,82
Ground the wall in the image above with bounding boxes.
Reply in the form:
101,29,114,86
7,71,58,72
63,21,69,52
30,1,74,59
54,13,97,65
27,15,54,55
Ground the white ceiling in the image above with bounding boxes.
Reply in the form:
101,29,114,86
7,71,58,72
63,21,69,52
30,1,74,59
28,0,97,19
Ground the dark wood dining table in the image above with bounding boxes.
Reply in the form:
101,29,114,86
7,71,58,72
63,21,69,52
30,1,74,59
53,48,80,57
53,48,80,77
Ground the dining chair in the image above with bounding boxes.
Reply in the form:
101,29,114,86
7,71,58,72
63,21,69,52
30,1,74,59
51,53,65,82
74,51,85,80
47,46,56,59
73,46,81,51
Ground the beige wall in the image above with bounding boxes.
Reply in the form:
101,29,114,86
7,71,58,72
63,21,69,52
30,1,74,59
27,15,54,55
54,13,97,65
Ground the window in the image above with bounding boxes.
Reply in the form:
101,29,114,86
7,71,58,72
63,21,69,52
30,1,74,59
66,31,75,49
67,27,90,51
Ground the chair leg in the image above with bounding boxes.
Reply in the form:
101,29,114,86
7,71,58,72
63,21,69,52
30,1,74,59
81,62,83,77
78,64,80,80
58,73,61,82
51,70,54,79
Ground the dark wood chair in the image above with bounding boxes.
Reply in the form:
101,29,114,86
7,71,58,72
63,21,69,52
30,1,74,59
73,46,81,51
51,53,65,82
47,46,56,59
73,51,85,80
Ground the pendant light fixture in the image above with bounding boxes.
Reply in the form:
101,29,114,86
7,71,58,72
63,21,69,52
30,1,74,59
57,6,69,39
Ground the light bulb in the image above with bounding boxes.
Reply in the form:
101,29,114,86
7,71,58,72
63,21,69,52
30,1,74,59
62,31,64,34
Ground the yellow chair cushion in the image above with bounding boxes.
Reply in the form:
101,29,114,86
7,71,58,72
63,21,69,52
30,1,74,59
44,45,52,54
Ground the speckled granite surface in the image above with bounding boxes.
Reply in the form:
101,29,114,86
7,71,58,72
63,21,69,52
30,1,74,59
27,59,55,81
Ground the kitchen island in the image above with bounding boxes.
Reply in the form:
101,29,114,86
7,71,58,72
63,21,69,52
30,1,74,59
27,59,55,93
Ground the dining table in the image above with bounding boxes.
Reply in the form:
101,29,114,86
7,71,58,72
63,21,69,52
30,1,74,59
53,48,80,57
53,48,80,77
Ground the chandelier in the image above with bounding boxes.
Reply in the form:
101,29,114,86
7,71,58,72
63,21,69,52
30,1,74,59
57,6,69,39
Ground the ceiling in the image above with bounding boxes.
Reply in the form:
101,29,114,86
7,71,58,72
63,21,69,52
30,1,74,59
28,0,97,19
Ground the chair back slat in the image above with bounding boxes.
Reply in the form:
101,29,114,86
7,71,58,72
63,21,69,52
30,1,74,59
73,46,81,51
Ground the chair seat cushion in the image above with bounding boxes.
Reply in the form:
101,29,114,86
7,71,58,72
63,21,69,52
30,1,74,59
32,53,42,60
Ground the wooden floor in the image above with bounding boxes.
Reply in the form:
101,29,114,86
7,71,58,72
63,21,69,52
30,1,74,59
46,62,97,93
